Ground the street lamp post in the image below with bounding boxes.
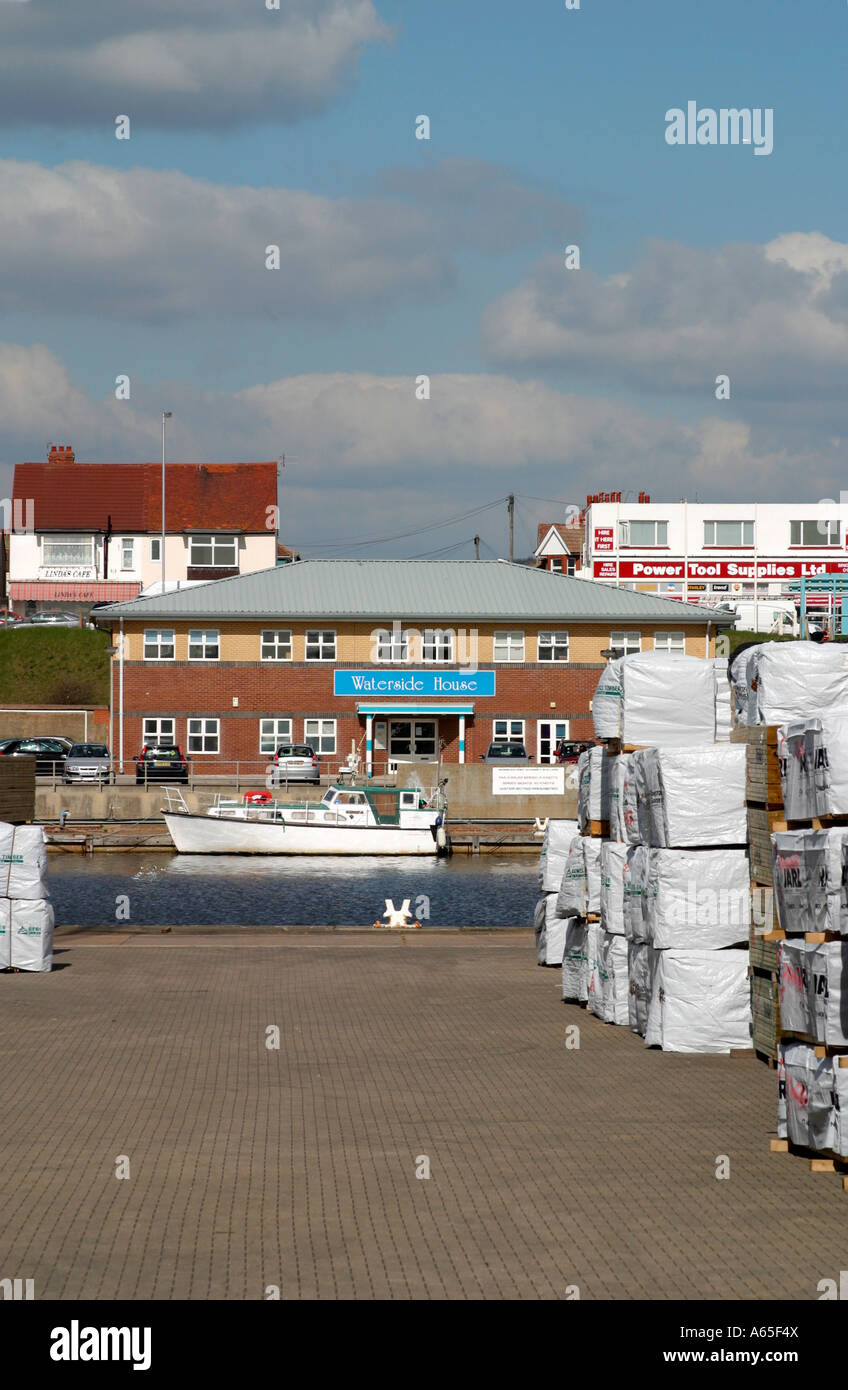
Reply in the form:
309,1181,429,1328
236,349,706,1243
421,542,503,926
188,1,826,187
161,411,172,593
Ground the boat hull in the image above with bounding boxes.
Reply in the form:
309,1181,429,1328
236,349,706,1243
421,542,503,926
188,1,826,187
163,811,439,855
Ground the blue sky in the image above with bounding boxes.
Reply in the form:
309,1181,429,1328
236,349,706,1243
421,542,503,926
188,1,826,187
0,0,846,558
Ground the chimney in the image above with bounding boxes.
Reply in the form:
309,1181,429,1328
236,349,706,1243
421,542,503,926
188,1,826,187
48,443,74,465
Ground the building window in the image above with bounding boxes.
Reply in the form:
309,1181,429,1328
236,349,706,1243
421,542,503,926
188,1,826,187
610,630,641,656
188,629,220,661
538,631,569,662
189,534,237,568
187,718,219,754
143,718,175,748
619,520,667,547
260,718,292,754
494,719,525,744
120,538,134,569
150,538,161,562
703,520,754,547
305,719,336,754
261,629,292,662
551,557,577,576
375,628,410,663
422,629,454,663
41,535,95,567
143,628,175,661
654,631,686,654
790,519,841,547
493,630,525,662
305,630,336,662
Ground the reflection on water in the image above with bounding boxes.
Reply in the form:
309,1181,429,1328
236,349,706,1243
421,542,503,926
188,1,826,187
50,852,538,928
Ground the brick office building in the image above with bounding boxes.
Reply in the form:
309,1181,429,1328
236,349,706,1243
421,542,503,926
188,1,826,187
98,558,728,775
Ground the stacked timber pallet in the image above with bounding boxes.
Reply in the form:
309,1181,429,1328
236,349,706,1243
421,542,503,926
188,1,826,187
732,639,848,1188
0,757,36,826
538,650,751,1052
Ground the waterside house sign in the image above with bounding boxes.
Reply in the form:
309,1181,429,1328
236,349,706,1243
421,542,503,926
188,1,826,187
334,670,496,698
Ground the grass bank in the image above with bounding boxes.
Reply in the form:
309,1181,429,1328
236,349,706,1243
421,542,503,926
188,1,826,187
0,627,110,704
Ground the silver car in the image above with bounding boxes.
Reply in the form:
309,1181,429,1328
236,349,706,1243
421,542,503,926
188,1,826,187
268,743,320,786
63,742,113,784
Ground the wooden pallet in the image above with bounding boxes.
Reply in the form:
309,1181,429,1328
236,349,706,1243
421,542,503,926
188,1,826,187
778,1034,848,1057
763,929,841,944
770,1138,848,1180
785,816,848,831
747,805,786,885
587,821,609,838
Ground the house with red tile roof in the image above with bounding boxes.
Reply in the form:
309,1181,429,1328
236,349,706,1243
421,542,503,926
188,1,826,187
9,446,279,616
534,519,586,576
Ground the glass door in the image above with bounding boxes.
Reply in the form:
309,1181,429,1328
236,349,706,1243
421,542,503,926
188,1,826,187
537,719,568,764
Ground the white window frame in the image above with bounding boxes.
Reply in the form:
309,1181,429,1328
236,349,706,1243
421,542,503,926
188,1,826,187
143,628,175,661
422,628,454,663
493,719,525,744
189,533,238,568
304,718,336,754
538,631,569,663
305,630,336,662
150,537,161,562
41,534,95,567
187,718,219,754
610,630,641,656
142,718,175,748
261,629,292,662
703,519,754,547
260,718,292,755
653,631,686,654
493,630,525,663
120,537,134,570
375,628,410,663
790,519,841,547
188,629,220,661
619,519,668,547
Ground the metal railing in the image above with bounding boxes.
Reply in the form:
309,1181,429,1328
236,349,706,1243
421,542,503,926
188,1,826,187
44,757,402,791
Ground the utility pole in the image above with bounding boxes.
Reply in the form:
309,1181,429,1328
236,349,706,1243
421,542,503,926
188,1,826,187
507,494,514,562
473,535,480,560
161,411,172,593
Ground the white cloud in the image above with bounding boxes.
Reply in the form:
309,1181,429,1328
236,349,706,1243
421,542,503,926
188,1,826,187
482,232,848,405
0,158,575,323
0,0,388,128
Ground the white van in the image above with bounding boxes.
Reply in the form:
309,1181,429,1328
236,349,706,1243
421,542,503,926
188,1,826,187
719,601,799,635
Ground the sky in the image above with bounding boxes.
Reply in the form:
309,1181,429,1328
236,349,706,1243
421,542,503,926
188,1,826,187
0,0,846,559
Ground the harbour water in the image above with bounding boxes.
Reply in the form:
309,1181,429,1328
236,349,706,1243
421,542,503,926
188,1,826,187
49,852,538,928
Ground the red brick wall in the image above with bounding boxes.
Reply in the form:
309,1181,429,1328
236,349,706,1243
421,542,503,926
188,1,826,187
118,661,602,766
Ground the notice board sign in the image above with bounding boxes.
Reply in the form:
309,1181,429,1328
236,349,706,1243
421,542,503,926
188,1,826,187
492,767,565,795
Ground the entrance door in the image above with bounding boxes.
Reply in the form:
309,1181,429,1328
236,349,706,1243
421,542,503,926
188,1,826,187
388,719,438,764
537,719,568,764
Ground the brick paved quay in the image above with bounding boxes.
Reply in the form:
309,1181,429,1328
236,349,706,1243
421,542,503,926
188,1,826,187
1,930,844,1301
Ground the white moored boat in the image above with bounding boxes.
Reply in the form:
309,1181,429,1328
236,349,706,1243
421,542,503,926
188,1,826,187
161,782,450,856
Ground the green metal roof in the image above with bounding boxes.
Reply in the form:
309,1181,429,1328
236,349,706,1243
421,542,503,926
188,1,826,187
95,559,732,624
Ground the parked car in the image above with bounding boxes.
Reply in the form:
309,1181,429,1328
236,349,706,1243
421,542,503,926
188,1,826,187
0,610,22,627
0,736,75,775
268,744,321,786
555,739,595,765
480,742,531,764
63,743,113,784
134,745,190,784
24,611,82,627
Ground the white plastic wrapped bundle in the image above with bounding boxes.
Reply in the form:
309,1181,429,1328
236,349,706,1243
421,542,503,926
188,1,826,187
776,1046,787,1139
600,840,627,935
622,755,642,845
646,848,751,950
808,1057,839,1154
577,747,610,830
592,658,624,739
534,893,567,966
811,941,848,1046
644,947,751,1053
608,754,633,842
751,642,848,725
778,713,848,820
623,845,650,941
778,939,817,1035
627,941,656,1035
539,818,580,892
586,922,604,1018
729,645,760,727
819,1064,848,1157
713,657,732,742
772,830,847,936
601,931,629,1025
0,824,49,900
781,1041,817,1147
0,897,54,971
562,918,589,1001
557,838,587,917
621,652,717,746
635,745,747,848
583,836,602,915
